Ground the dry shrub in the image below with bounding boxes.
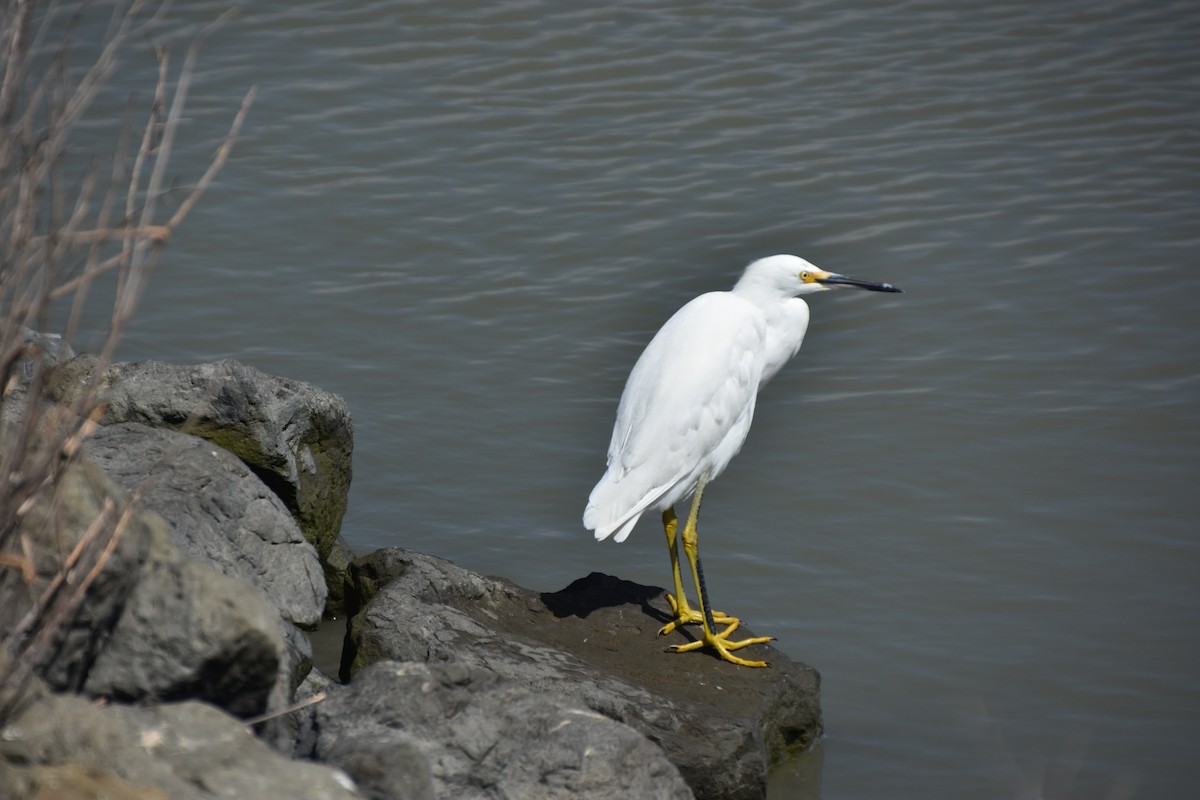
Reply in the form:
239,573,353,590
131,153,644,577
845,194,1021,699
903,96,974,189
0,0,252,721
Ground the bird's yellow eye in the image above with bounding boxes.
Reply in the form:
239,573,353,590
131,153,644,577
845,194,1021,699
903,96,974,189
800,271,812,282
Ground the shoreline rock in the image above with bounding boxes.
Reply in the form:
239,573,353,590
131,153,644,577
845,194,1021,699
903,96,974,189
48,355,355,601
0,350,822,799
340,548,822,800
83,421,326,629
0,688,359,800
314,661,694,800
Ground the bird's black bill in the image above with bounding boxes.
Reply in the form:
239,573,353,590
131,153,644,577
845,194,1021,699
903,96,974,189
817,274,903,293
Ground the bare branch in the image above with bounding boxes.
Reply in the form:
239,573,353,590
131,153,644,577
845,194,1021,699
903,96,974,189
242,691,329,727
166,84,255,232
1,0,252,720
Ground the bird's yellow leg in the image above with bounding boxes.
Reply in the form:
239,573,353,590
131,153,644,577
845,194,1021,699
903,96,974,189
670,470,773,668
658,506,735,637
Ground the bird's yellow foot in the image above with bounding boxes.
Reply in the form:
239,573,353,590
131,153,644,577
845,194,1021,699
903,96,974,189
667,619,774,668
657,592,736,637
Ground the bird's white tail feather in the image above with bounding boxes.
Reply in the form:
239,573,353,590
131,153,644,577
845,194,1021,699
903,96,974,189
583,495,643,541
592,510,641,543
584,472,665,543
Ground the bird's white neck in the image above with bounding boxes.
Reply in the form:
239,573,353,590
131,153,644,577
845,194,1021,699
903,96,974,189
758,297,811,387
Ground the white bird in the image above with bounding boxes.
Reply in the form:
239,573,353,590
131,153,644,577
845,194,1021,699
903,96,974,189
583,254,901,667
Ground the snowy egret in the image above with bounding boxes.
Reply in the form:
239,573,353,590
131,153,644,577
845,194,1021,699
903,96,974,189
583,254,901,667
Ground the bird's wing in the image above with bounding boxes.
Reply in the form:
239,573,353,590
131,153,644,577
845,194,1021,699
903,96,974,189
587,292,765,536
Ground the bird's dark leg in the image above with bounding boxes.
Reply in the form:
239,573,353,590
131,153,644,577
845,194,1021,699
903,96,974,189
658,507,735,637
668,469,773,668
693,553,717,633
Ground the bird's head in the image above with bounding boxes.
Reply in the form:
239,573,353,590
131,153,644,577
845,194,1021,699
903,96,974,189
735,254,903,299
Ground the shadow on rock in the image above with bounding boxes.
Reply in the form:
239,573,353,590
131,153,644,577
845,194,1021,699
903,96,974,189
540,571,671,622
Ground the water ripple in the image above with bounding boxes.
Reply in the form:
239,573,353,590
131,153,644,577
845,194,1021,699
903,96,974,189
62,0,1200,796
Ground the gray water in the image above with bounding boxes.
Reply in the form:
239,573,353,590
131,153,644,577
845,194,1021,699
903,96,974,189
57,1,1199,797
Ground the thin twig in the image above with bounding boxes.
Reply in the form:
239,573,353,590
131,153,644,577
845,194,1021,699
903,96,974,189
165,85,255,233
242,691,329,727
1,0,252,721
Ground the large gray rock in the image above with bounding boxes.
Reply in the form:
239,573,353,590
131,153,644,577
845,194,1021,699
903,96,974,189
314,661,692,800
83,421,326,628
0,457,159,698
341,549,822,800
49,355,353,571
1,451,291,720
0,689,361,799
81,534,286,717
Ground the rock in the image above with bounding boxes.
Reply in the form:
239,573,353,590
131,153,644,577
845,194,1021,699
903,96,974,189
82,421,326,629
19,329,74,370
5,330,75,411
0,689,361,799
49,355,353,572
289,667,336,760
323,534,357,619
314,661,692,800
1,450,292,720
1,458,161,696
80,539,285,717
342,549,821,800
2,763,173,800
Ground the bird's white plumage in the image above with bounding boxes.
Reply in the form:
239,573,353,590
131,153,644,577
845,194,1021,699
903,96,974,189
584,255,825,543
582,254,900,668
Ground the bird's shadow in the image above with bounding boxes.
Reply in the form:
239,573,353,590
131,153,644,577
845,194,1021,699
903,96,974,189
540,572,673,625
